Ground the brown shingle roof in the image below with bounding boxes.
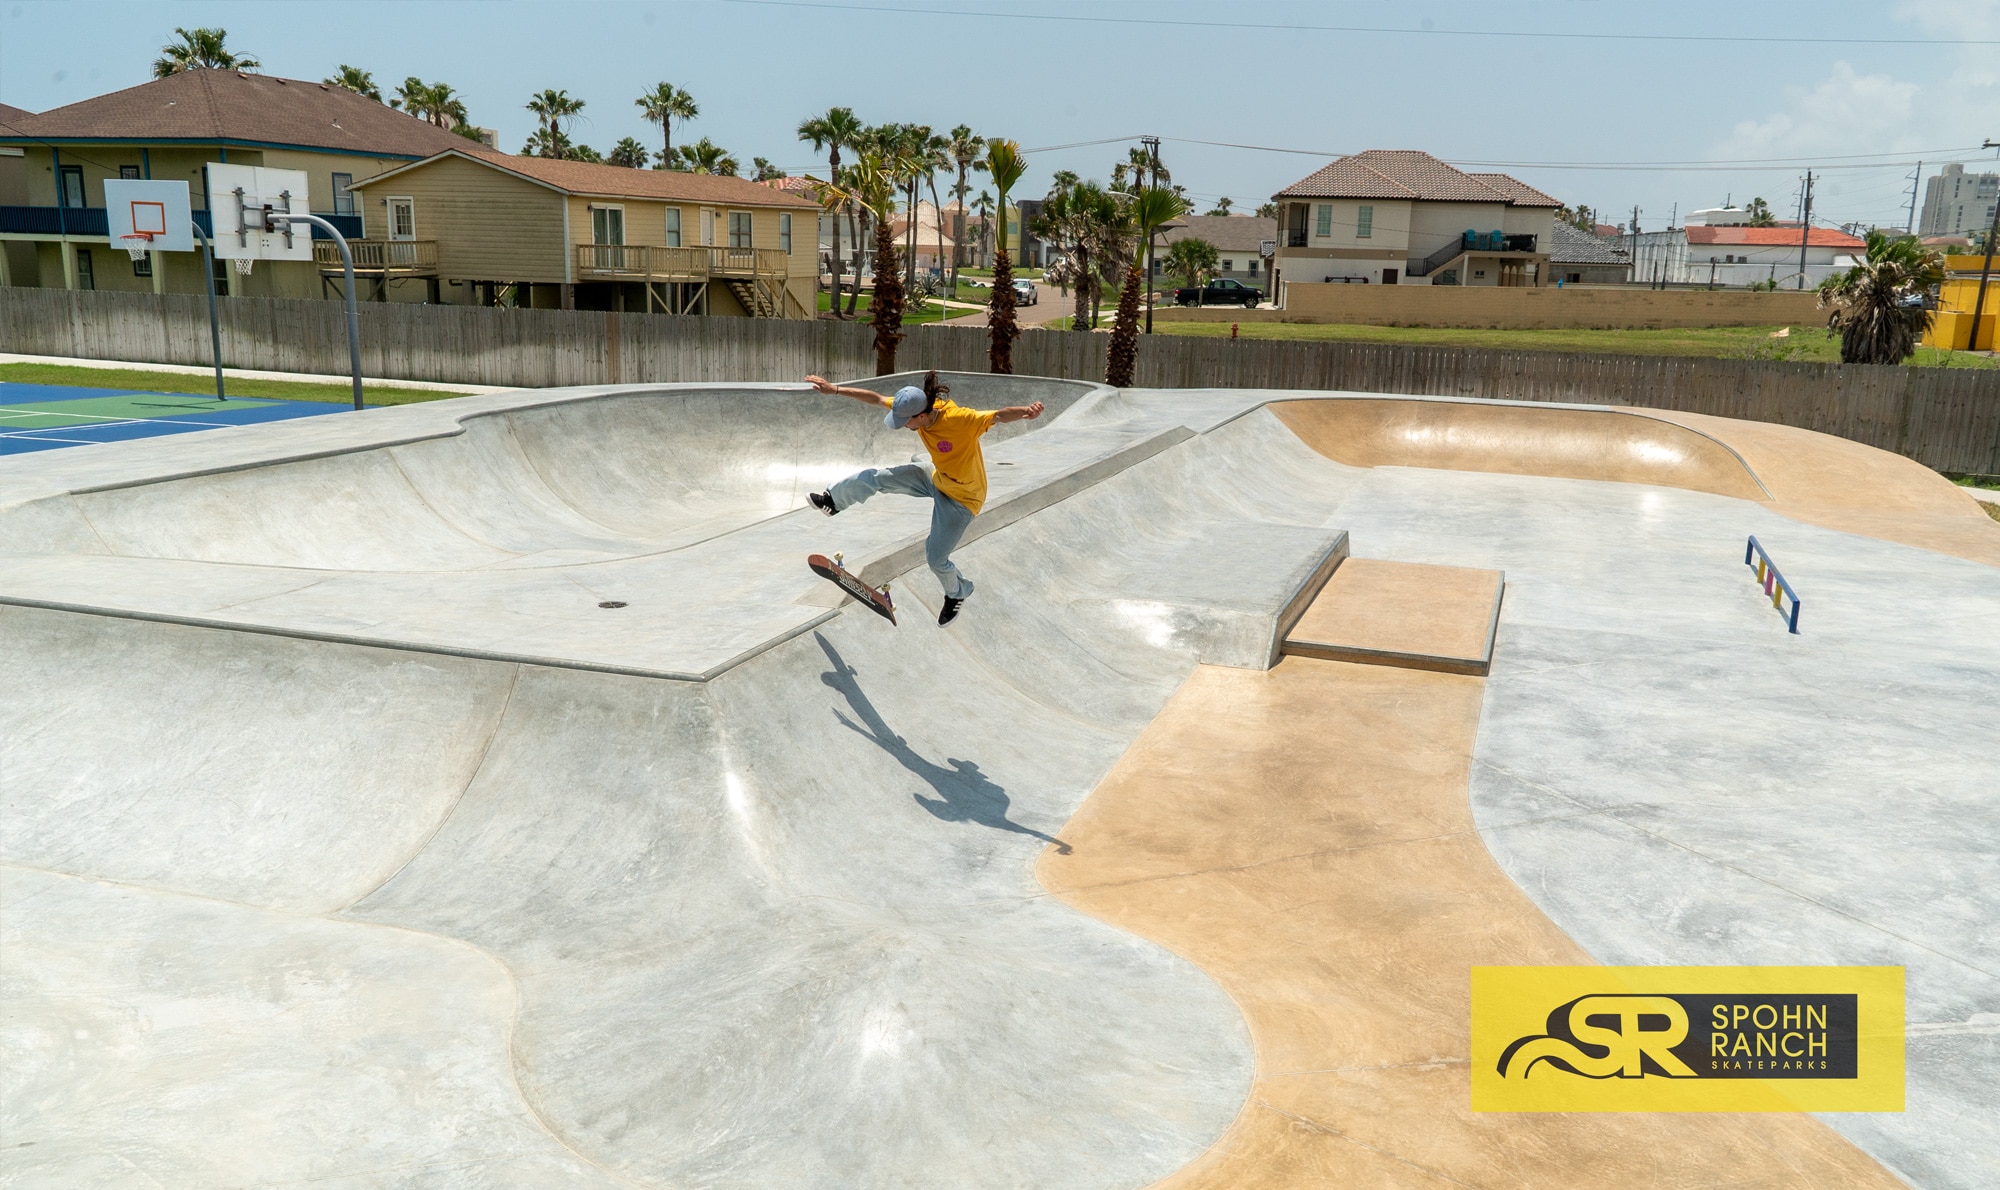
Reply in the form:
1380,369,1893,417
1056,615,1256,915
1159,215,1277,253
1275,149,1552,207
0,103,33,125
1548,221,1629,264
0,69,468,158
354,147,819,208
1466,171,1560,208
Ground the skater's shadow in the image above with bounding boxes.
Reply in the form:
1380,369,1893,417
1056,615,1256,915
815,635,1071,854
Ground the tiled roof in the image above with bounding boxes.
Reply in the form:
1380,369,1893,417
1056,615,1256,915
354,147,819,208
1159,215,1277,253
1274,150,1553,208
0,69,470,158
1466,171,1560,208
1548,221,1630,264
762,175,819,194
1685,225,1865,249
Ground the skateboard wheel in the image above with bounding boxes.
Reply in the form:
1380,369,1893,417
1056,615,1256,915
833,552,844,567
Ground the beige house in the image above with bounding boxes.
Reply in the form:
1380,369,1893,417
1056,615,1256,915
0,68,469,298
350,149,820,316
1270,150,1558,295
1155,214,1278,290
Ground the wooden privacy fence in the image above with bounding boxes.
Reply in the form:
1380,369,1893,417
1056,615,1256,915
5,288,1998,474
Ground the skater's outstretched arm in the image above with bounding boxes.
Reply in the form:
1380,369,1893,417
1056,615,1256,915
993,402,1045,423
804,375,891,409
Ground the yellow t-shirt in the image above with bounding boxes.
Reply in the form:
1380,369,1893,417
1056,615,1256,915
918,399,999,515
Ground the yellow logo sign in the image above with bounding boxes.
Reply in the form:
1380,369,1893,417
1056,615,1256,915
1472,967,1903,1112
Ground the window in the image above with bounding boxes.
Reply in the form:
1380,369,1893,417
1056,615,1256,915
131,248,152,278
212,253,231,296
1247,259,1258,275
59,165,85,208
780,213,793,252
119,165,141,180
728,211,753,249
666,208,682,247
1315,204,1331,237
1222,259,1234,272
331,173,354,216
75,247,94,290
387,196,415,240
1356,205,1373,238
591,205,625,245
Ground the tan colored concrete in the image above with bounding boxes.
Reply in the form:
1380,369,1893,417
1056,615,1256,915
1270,399,1768,501
1040,659,1905,1189
1650,409,2000,567
1285,558,1500,673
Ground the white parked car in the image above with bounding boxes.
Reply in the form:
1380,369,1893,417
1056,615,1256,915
1011,278,1038,306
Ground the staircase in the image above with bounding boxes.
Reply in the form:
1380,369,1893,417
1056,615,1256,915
722,278,780,318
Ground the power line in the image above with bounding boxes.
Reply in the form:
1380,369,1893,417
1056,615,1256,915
1145,135,1981,172
716,0,2000,46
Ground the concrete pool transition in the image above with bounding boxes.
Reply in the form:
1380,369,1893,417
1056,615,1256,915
1,371,1995,1187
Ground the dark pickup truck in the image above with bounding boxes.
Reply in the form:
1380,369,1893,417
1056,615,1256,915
1174,277,1263,307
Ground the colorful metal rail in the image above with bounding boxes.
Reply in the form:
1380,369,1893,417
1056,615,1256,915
1744,536,1801,633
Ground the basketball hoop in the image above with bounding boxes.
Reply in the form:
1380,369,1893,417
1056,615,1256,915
233,257,254,276
120,232,154,263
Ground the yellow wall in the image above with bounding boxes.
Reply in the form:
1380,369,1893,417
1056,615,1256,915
356,154,568,282
1173,282,1825,329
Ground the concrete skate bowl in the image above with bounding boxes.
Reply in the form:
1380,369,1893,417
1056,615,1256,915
1270,396,1772,500
28,379,1094,573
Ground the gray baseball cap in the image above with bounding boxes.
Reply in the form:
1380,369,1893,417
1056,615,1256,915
884,385,930,428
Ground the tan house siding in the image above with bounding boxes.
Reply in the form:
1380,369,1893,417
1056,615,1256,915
361,153,567,282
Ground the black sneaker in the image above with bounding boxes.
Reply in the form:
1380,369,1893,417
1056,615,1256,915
809,490,837,517
938,596,965,626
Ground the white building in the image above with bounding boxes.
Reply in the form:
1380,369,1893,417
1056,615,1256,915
1627,215,1863,289
1920,164,2000,238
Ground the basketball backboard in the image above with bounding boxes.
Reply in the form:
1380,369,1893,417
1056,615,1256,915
103,179,194,253
205,163,313,262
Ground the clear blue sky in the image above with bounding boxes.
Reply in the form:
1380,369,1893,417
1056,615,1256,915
4,0,1996,231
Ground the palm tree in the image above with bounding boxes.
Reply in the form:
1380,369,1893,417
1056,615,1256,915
636,83,698,170
526,89,585,158
983,139,1027,374
947,125,986,298
676,138,738,176
822,153,906,373
569,143,604,164
919,129,951,297
1206,197,1234,216
1817,231,1945,365
609,137,651,168
325,66,381,101
521,127,572,159
1036,180,1120,330
800,107,863,318
752,157,785,182
1107,187,1188,386
971,190,994,266
153,27,258,77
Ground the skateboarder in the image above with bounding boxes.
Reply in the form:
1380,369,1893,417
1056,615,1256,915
803,371,1044,625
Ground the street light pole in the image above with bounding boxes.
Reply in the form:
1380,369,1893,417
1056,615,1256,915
1142,134,1161,334
268,211,364,411
1970,140,2000,353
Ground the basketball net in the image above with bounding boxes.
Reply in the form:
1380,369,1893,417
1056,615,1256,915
120,233,153,263
233,257,254,276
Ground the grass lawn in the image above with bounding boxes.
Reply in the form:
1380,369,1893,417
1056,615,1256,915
1146,320,2000,368
0,363,469,406
816,291,984,324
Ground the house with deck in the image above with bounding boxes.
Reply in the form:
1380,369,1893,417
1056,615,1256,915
349,149,819,315
0,68,466,298
1268,150,1559,298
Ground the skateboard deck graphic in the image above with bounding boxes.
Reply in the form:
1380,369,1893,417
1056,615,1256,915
808,553,897,625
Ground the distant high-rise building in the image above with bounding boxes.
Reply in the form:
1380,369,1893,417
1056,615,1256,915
1919,164,2000,237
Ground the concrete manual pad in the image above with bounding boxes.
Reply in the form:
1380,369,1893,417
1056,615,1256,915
2,379,1995,1187
1283,555,1503,674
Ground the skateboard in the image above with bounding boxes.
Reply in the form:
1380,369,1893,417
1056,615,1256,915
807,552,897,625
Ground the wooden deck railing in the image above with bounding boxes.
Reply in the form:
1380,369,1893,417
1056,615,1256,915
315,240,439,273
574,244,788,280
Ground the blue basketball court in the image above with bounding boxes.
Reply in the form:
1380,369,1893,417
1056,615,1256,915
0,383,347,456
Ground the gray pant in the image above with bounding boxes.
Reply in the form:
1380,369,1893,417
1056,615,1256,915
828,465,976,599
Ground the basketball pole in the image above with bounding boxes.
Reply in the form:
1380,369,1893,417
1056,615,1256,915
189,221,226,401
268,212,363,412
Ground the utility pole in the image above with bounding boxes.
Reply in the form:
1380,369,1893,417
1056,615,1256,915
1796,170,1814,290
1906,161,1922,234
1970,141,1999,353
1142,133,1162,333
1626,205,1641,284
